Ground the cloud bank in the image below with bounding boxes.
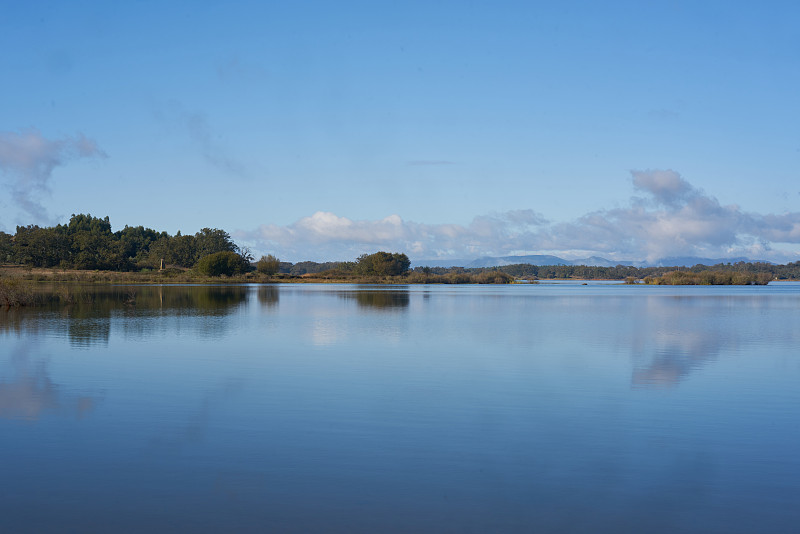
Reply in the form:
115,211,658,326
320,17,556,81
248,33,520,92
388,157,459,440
240,170,800,263
0,128,106,223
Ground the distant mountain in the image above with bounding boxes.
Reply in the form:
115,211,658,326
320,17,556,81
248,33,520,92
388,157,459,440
569,256,638,267
465,255,570,268
411,258,472,268
413,255,770,269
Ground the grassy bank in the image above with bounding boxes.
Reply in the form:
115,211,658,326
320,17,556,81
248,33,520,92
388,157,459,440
0,265,516,303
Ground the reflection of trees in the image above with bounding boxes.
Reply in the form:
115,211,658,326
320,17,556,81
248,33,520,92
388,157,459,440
257,286,279,307
340,289,410,309
0,285,250,346
68,316,111,347
0,343,98,421
116,285,249,314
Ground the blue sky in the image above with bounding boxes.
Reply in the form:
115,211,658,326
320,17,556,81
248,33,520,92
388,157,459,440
1,1,799,262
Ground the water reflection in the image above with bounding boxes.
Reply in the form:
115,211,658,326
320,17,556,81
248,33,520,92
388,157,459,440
37,284,250,315
339,288,410,309
627,294,787,388
68,316,111,347
0,343,99,421
148,379,244,452
257,286,279,307
0,284,798,532
0,285,250,346
631,331,720,388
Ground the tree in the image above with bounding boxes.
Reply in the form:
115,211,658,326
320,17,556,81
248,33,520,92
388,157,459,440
13,225,70,267
196,251,249,276
62,213,124,270
256,254,280,275
195,228,237,258
0,231,13,263
116,225,166,266
355,251,411,276
148,234,198,268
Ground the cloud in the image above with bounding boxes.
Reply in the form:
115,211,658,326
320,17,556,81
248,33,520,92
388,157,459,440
240,209,549,261
239,170,800,263
542,179,749,261
0,128,106,223
154,102,245,176
631,169,696,207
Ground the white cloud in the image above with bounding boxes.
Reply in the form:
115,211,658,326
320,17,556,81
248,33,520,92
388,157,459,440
631,169,695,206
239,209,550,261
0,128,106,224
238,170,800,263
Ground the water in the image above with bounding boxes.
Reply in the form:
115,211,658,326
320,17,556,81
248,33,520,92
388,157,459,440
1,282,799,533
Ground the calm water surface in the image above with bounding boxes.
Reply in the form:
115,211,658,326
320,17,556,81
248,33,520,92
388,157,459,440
1,282,799,533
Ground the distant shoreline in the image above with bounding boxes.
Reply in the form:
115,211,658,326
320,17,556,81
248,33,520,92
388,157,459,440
0,264,783,287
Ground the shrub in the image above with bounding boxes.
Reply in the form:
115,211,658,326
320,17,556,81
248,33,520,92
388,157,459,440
0,278,36,307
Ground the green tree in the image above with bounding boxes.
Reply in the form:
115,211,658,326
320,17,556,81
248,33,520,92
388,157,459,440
148,234,198,268
116,225,166,267
65,214,121,270
13,225,71,267
195,228,237,258
256,254,280,275
196,251,249,276
0,231,13,263
356,251,411,276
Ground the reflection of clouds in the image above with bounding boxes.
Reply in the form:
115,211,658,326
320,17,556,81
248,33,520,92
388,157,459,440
0,343,99,421
311,317,344,346
632,330,721,388
627,295,766,389
0,370,61,420
307,290,410,346
148,379,243,451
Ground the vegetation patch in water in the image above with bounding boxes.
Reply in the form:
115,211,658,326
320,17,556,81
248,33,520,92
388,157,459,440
642,270,772,285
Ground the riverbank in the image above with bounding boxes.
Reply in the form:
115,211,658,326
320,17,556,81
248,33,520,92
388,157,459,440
0,266,520,306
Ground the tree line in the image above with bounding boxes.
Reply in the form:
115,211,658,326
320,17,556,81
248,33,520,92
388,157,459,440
416,261,800,280
0,214,414,279
0,213,252,273
287,260,800,281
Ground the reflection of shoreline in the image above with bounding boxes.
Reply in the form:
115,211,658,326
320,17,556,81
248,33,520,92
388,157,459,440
1,286,251,346
257,286,279,307
339,289,410,309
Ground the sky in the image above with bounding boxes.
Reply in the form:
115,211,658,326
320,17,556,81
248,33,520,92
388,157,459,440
1,0,799,263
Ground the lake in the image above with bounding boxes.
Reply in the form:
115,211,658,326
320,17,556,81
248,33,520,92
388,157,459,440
1,282,799,533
